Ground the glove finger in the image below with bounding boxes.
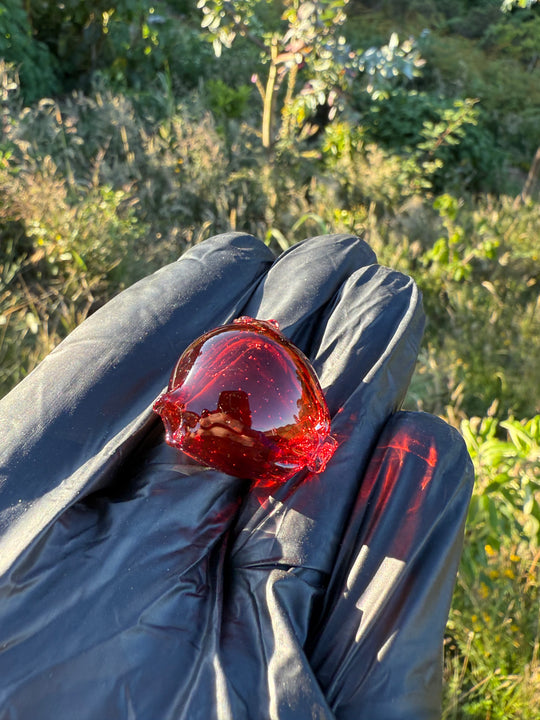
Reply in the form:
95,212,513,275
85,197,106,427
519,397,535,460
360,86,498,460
239,233,376,352
214,237,424,717
230,232,407,534
232,253,425,574
308,411,474,720
0,232,273,575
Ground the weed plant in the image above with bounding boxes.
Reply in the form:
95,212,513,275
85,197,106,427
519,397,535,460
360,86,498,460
443,416,540,718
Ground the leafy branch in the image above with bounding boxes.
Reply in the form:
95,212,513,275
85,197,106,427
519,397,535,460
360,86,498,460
197,0,424,151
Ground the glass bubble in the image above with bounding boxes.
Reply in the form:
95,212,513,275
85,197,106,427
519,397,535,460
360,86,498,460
153,317,336,485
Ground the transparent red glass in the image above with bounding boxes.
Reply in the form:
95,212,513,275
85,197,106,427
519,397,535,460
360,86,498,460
153,317,336,484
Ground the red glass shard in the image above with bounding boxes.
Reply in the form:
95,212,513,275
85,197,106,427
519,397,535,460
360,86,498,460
153,317,336,485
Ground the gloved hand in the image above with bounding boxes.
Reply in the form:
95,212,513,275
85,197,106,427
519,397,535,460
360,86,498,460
0,233,474,719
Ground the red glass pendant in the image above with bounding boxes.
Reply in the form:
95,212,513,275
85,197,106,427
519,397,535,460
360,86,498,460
153,317,337,485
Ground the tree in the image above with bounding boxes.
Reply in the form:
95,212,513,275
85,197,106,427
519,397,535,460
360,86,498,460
196,0,424,150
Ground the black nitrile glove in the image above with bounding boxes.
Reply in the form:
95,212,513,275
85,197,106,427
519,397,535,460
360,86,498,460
0,233,474,719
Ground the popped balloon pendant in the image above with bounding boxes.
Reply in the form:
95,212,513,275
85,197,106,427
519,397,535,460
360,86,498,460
153,317,337,485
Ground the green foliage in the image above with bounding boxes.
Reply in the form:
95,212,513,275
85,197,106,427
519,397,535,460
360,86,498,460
443,415,540,718
0,0,59,101
1,68,242,244
415,20,540,185
444,543,540,718
0,64,239,393
348,2,540,193
197,0,424,150
0,1,221,100
0,159,150,394
357,90,502,193
206,78,252,124
405,194,540,418
356,31,426,99
462,415,540,549
444,2,505,40
26,0,159,89
484,7,540,67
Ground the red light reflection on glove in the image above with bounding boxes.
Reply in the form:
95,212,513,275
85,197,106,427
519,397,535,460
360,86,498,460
359,424,439,559
153,317,337,485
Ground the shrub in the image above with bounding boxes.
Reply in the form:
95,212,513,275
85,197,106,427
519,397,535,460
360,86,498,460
0,1,224,101
355,89,505,194
419,31,540,179
0,154,150,395
443,414,540,718
0,0,59,102
1,67,235,248
26,0,161,91
483,6,540,67
374,192,540,419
